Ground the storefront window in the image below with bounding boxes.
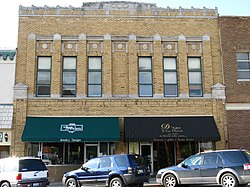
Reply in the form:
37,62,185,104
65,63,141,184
29,142,115,165
129,142,139,154
199,142,215,152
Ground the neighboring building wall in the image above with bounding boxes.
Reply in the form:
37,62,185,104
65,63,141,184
0,51,16,103
219,17,250,150
13,2,226,157
0,50,16,158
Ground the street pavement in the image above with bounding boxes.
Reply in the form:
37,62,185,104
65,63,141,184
49,177,249,187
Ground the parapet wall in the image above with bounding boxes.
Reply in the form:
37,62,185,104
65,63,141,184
19,1,218,18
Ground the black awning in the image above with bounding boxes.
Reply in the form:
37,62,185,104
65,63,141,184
124,116,221,142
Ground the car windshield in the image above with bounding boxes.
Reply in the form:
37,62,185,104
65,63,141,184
19,159,47,172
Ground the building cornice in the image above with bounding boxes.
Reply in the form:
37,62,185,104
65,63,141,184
19,2,218,18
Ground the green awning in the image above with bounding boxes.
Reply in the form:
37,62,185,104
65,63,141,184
22,117,120,142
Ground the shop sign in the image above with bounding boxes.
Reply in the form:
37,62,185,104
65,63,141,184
60,123,84,134
158,123,194,141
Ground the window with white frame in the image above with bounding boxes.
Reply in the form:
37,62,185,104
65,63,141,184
62,57,76,97
236,52,250,80
138,57,153,97
36,57,51,97
164,57,178,97
188,57,203,97
88,57,102,97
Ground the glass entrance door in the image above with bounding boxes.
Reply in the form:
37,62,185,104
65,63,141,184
85,144,98,162
140,143,153,174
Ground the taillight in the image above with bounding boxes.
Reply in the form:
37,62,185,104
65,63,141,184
128,167,133,174
16,173,22,180
243,163,250,170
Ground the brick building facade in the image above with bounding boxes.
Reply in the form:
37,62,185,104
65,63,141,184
219,17,250,150
13,2,226,180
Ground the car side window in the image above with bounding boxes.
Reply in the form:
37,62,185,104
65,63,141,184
83,158,99,170
204,154,217,165
99,157,111,168
184,154,202,166
203,153,224,165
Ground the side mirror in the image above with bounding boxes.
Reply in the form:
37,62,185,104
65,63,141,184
81,166,89,171
181,163,188,168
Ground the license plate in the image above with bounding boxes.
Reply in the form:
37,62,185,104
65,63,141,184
137,169,144,174
33,183,40,187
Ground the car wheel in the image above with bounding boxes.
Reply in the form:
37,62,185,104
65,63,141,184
163,174,178,187
66,178,78,187
221,173,238,187
109,177,125,187
1,182,10,187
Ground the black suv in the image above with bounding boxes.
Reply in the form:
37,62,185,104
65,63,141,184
62,154,150,187
156,149,250,187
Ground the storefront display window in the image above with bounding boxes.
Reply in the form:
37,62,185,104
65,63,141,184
29,142,115,165
129,142,139,154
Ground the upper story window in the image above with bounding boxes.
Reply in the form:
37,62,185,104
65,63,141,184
138,57,153,97
88,57,102,97
236,52,250,80
62,57,76,97
36,57,51,97
164,57,178,97
188,57,203,97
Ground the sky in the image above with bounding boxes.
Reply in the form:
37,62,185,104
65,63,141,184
0,0,249,49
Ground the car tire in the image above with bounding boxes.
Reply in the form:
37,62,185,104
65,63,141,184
163,174,178,187
109,177,125,187
1,182,10,187
221,173,238,187
66,178,78,187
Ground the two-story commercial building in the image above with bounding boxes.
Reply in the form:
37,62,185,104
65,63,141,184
13,2,226,180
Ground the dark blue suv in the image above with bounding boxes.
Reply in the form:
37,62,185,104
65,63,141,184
62,154,150,187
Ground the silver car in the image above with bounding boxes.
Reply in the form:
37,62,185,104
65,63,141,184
156,150,250,187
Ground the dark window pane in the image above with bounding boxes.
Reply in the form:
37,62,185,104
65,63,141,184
189,72,202,84
188,58,201,70
164,72,177,84
38,57,51,70
62,85,76,96
88,72,101,84
63,72,76,84
139,58,151,70
37,85,50,96
139,72,152,84
139,85,152,97
238,62,250,69
89,57,102,70
236,52,249,60
164,85,177,96
238,71,250,79
63,57,76,69
88,85,102,97
37,72,50,84
189,85,202,96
